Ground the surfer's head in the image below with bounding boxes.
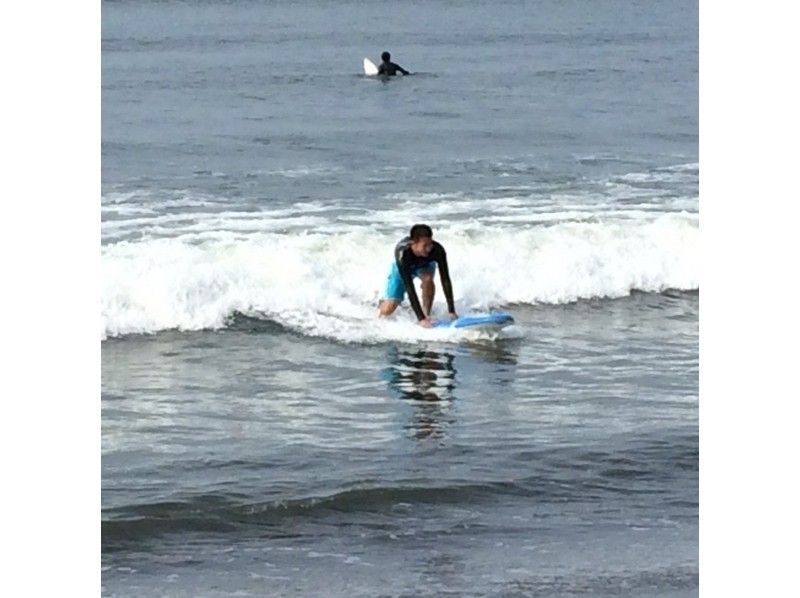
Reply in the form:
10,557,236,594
381,51,391,62
409,223,434,257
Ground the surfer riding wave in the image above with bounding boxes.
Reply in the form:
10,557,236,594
378,224,457,327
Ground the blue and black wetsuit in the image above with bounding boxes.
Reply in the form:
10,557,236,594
384,237,455,320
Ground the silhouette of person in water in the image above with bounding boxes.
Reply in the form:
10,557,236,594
377,51,410,76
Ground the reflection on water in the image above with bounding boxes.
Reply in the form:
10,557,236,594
383,347,457,441
382,343,519,442
386,348,457,402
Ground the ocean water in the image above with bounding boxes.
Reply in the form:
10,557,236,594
102,0,698,595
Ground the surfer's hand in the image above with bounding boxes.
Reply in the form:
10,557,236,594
419,318,433,328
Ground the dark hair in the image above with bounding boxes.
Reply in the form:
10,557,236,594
409,224,433,240
381,51,391,62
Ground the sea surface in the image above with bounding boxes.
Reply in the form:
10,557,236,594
102,0,698,595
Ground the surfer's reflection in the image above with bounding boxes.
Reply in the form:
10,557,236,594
383,346,457,441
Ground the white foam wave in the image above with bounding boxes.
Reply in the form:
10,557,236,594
259,165,344,178
101,163,698,242
102,213,698,341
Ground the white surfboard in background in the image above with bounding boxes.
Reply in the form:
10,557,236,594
363,57,379,76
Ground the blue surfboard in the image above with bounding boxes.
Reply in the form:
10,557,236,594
433,312,514,330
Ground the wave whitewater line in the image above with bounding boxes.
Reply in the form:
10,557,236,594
102,212,697,340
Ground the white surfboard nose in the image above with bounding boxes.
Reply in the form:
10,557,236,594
363,57,379,76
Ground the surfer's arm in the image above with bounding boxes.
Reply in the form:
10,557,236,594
435,247,457,316
396,63,411,75
398,257,427,321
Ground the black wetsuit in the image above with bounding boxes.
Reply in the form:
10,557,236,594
377,60,410,76
394,237,455,320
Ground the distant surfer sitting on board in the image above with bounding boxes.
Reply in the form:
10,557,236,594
378,224,457,327
377,51,410,76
